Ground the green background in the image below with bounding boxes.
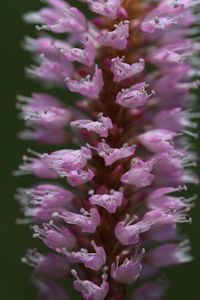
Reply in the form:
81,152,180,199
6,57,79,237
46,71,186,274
1,1,200,299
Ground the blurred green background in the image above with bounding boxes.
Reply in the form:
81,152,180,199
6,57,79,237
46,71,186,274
1,1,200,299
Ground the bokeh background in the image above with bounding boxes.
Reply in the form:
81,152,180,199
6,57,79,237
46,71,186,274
1,1,200,299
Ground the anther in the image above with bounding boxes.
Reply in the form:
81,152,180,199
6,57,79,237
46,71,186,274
71,269,79,280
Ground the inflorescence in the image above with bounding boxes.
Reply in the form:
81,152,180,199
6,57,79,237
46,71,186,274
16,0,200,299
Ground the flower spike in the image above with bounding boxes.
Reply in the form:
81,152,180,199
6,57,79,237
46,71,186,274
17,0,198,298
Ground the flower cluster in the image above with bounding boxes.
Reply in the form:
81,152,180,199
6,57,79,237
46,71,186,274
16,0,199,299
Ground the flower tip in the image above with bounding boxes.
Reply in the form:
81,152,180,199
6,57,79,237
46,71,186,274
71,269,79,280
64,77,70,82
52,212,60,218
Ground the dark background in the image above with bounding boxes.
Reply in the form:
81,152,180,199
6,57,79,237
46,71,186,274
1,1,200,299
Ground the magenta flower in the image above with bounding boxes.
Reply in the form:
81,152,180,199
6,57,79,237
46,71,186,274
65,66,104,99
89,189,123,213
110,57,145,82
16,0,199,299
115,82,153,109
97,20,130,50
111,248,144,284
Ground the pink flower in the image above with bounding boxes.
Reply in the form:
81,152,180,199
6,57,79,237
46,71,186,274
16,184,73,221
27,56,73,85
97,21,129,50
138,129,177,153
60,35,96,66
145,241,192,267
32,222,77,251
15,150,59,178
115,214,152,245
111,57,145,82
66,66,104,99
67,168,95,186
89,189,123,213
141,4,183,33
52,208,100,233
147,186,190,212
71,114,113,137
36,6,86,33
22,127,68,145
97,141,136,165
72,269,109,300
64,241,106,271
88,0,123,19
121,156,165,188
111,249,144,284
149,41,192,65
17,93,72,144
44,147,92,174
18,0,197,298
116,82,153,109
22,249,69,278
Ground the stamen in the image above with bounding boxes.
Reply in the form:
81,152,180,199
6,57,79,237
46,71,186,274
27,148,42,158
80,208,90,216
125,214,138,226
102,266,108,281
88,189,94,195
71,269,80,280
183,130,199,139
